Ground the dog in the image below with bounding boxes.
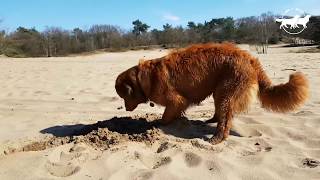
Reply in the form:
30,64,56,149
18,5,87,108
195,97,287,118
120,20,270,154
115,43,309,144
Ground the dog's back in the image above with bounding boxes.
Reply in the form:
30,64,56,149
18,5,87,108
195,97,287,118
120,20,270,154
159,43,257,104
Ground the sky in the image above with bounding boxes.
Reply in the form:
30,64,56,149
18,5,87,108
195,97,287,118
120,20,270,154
0,0,319,32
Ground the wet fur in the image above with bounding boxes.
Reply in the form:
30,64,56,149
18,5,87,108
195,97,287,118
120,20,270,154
115,43,309,144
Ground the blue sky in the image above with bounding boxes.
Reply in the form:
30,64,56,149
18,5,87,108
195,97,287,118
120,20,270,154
0,0,319,32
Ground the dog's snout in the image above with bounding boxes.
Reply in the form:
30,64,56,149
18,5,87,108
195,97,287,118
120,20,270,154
125,107,134,111
125,101,137,111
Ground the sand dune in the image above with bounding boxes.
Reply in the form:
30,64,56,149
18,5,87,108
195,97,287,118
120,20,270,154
0,46,319,179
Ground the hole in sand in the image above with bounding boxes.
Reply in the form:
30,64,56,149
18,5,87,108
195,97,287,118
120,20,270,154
6,114,243,154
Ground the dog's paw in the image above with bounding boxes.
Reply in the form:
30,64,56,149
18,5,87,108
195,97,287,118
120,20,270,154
208,137,224,145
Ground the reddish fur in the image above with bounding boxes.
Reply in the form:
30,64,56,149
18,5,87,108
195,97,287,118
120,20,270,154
115,43,309,144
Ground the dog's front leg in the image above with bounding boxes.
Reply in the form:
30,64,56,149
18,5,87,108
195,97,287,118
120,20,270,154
161,94,188,125
161,105,183,125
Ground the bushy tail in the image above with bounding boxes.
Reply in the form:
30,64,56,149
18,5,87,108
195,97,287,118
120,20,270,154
258,71,309,113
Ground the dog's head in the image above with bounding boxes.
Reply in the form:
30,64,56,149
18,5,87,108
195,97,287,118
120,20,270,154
115,66,148,111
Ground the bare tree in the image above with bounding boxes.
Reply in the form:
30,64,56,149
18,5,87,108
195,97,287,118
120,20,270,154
89,25,124,49
43,27,72,56
257,12,274,53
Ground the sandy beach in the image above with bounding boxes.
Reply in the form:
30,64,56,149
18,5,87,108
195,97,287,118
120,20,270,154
0,45,319,179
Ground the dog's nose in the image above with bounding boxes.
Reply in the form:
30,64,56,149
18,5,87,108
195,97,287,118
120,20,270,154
125,104,136,111
125,107,134,111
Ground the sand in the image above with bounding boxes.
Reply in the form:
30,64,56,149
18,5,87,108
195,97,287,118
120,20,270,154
0,45,319,180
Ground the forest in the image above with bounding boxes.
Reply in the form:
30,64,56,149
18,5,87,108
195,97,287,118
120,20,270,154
0,12,319,57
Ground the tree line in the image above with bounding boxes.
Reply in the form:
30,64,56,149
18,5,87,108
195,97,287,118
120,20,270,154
0,12,319,57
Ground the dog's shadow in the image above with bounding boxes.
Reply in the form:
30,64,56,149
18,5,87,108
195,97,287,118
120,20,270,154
40,116,242,140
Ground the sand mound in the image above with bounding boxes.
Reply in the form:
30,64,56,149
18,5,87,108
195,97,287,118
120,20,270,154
3,112,268,155
19,115,162,153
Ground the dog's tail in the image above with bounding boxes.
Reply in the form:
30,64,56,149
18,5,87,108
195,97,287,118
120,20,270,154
257,67,309,113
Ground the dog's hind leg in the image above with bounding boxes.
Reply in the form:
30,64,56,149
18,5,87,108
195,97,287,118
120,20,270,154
208,78,247,144
209,77,256,144
209,77,236,144
209,96,234,145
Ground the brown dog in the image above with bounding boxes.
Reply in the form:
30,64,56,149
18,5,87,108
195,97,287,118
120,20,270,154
115,43,308,144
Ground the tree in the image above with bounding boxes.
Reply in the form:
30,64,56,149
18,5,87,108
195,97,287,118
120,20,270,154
221,17,236,40
70,28,86,53
132,19,150,36
89,25,123,49
200,17,236,42
159,24,174,45
255,12,279,53
236,16,261,43
43,27,72,56
235,13,279,53
150,28,161,44
308,16,320,43
298,16,320,44
4,27,46,57
0,20,4,54
186,21,201,43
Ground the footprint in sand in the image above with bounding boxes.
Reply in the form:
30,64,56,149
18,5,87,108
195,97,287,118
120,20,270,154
184,152,202,167
294,110,314,116
34,90,51,95
156,142,170,153
133,151,172,169
156,141,180,153
190,139,218,151
45,161,80,177
302,158,319,168
206,160,229,179
45,143,100,177
206,160,221,172
152,156,172,169
232,126,262,138
132,169,154,180
238,117,262,124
